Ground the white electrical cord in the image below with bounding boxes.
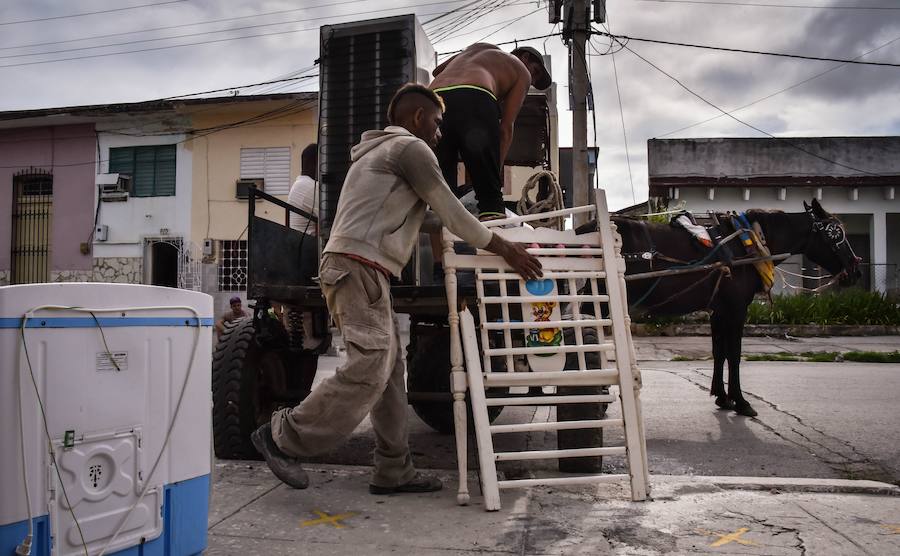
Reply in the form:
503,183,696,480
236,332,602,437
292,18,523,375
17,304,204,556
15,345,33,556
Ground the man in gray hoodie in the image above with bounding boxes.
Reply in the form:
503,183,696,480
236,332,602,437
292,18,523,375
252,83,541,494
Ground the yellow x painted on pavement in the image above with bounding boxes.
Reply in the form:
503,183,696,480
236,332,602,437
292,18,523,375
697,527,759,547
301,509,356,529
880,524,900,534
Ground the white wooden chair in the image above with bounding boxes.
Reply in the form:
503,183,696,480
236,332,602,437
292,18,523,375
442,189,649,510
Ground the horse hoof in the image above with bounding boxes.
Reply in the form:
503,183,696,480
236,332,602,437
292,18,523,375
715,396,736,410
734,401,758,417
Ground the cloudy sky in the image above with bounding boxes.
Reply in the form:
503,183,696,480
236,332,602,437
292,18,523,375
2,0,899,210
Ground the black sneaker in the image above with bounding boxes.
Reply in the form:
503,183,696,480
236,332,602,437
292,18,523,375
250,423,309,489
369,472,443,495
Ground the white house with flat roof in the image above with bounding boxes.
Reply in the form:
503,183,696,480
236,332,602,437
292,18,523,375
648,137,900,294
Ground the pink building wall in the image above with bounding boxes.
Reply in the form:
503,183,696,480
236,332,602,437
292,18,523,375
0,124,95,271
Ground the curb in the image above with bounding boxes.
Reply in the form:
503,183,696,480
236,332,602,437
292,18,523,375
633,323,900,337
218,461,900,498
665,475,900,497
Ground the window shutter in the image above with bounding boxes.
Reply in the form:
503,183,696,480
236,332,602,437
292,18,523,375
133,147,157,197
109,147,135,177
240,147,291,195
155,145,176,196
108,145,176,197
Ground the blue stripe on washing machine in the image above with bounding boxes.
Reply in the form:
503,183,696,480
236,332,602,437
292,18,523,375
0,474,210,556
0,317,214,329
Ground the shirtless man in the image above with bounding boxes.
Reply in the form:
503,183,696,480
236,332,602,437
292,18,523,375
430,44,551,220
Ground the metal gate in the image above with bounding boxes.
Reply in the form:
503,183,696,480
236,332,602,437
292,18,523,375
10,167,53,284
142,237,203,291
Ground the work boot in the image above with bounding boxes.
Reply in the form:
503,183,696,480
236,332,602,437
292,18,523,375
369,472,443,495
250,423,309,489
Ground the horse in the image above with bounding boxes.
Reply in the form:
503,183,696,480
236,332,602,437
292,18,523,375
578,198,861,417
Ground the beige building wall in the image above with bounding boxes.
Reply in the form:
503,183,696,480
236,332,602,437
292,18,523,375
183,96,318,246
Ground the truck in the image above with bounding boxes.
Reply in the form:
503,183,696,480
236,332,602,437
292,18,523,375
210,15,604,464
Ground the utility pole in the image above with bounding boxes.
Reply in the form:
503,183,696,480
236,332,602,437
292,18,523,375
555,1,605,227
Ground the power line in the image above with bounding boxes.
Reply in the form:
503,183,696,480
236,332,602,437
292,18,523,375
0,99,318,169
637,0,900,9
616,40,885,177
429,0,511,43
162,73,319,100
0,2,526,69
655,32,900,137
471,7,546,44
437,32,563,56
424,0,485,25
0,0,481,62
0,0,384,52
598,21,637,204
592,29,900,68
0,0,187,26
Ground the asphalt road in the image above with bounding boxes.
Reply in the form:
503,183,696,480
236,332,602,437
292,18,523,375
308,355,900,485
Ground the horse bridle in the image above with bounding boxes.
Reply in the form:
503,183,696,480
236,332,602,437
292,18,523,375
805,206,860,276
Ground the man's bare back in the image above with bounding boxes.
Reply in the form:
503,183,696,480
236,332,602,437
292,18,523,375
430,43,530,101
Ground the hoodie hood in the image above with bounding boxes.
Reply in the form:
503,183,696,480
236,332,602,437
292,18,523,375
350,126,415,161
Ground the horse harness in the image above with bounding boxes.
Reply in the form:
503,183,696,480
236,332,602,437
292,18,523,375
621,212,775,311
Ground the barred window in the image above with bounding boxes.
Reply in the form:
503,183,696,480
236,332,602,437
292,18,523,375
218,240,248,291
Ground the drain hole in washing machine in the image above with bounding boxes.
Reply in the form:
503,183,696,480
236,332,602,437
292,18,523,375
85,454,114,492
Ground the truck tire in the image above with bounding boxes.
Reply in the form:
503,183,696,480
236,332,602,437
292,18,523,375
212,318,318,459
406,320,503,434
557,326,608,472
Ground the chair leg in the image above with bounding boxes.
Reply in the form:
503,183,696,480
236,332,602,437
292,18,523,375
460,310,501,511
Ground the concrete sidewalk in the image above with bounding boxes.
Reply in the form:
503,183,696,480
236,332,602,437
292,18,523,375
207,461,900,555
206,336,900,554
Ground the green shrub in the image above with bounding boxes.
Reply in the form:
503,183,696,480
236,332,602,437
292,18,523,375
842,351,900,363
634,289,900,326
746,289,900,325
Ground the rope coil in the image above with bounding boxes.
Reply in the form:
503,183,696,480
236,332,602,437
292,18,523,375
516,170,564,230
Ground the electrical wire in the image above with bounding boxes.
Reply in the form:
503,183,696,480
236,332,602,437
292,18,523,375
597,21,637,204
0,0,399,52
655,32,900,137
470,6,546,44
437,31,564,56
424,0,485,24
592,30,900,68
0,0,506,69
0,98,318,169
0,0,187,26
637,0,900,10
613,37,889,177
429,0,511,43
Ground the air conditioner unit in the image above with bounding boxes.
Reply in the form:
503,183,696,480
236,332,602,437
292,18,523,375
236,178,264,200
97,173,131,202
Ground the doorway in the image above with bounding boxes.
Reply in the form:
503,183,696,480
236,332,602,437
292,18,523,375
144,238,181,287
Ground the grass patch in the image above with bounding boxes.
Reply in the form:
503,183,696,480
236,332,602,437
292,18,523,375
801,351,841,363
843,351,900,363
670,355,697,362
742,350,900,363
745,353,803,362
